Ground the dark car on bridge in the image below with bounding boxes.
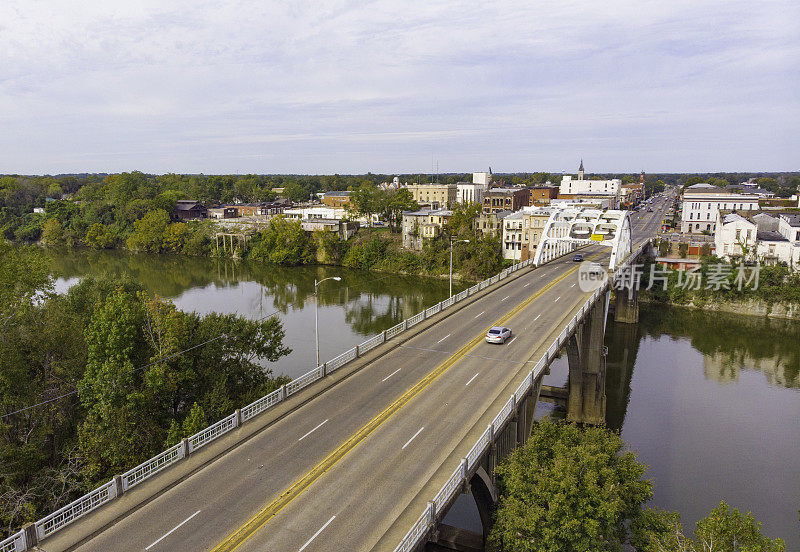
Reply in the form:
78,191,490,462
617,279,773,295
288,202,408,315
573,253,584,262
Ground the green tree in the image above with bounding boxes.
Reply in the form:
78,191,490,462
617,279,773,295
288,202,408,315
349,183,379,228
658,239,670,257
162,222,192,252
678,242,689,258
84,223,116,249
248,217,314,265
40,218,65,245
488,420,653,552
126,209,171,253
381,188,418,232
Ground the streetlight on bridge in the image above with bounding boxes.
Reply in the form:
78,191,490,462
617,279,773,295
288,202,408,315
315,276,341,367
449,238,470,298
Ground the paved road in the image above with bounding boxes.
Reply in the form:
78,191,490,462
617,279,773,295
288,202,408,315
59,198,669,552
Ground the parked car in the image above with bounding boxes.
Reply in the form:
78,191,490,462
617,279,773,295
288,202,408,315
573,253,584,262
485,326,512,344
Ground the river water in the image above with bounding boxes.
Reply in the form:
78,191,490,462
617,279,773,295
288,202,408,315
45,249,799,547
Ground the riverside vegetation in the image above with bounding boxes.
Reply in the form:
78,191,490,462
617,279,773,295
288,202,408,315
488,420,786,552
0,244,291,533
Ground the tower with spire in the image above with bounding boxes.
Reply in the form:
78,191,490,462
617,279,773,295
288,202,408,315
578,159,585,180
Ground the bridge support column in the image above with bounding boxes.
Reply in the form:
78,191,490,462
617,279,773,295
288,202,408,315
567,294,607,425
614,287,639,324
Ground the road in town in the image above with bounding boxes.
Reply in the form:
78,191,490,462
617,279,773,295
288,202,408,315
54,197,670,552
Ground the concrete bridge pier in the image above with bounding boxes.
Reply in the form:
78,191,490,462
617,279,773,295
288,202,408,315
614,287,639,324
567,293,608,425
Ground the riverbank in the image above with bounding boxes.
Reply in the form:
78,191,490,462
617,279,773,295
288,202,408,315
639,292,800,319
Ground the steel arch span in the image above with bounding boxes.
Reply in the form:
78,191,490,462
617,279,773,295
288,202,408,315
532,208,632,270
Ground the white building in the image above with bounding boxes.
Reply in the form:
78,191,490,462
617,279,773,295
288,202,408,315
473,172,491,187
284,206,378,225
501,211,525,260
681,183,759,234
558,161,621,208
715,211,800,268
559,175,621,196
456,182,485,205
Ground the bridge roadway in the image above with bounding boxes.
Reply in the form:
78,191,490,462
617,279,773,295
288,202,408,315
57,199,668,552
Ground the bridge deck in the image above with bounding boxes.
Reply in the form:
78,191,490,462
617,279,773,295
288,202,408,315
46,206,665,552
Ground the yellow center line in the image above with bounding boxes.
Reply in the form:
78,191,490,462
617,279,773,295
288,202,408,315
210,254,602,552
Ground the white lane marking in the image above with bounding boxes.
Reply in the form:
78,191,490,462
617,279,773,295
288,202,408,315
145,510,201,551
506,336,517,345
534,314,541,321
437,333,451,344
465,373,480,386
382,368,401,382
474,311,485,318
524,282,531,287
554,296,561,302
298,516,336,552
402,426,425,449
501,295,510,301
571,283,576,288
539,273,546,278
298,419,329,441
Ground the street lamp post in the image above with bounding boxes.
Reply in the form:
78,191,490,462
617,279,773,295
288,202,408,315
315,276,341,367
449,238,470,297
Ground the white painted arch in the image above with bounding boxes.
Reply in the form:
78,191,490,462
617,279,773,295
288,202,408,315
532,208,632,270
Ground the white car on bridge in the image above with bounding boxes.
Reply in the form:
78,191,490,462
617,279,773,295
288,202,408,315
485,326,512,344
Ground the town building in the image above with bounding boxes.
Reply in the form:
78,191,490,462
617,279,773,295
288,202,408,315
620,183,644,207
401,209,453,250
473,171,492,187
300,219,360,240
500,206,554,261
207,206,238,219
456,182,485,205
321,191,352,209
502,211,525,260
473,210,511,236
557,161,621,208
714,210,800,267
530,186,559,206
404,183,458,209
482,188,527,214
681,183,759,234
174,200,207,221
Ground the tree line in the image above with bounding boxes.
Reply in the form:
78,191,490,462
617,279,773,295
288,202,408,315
0,244,291,533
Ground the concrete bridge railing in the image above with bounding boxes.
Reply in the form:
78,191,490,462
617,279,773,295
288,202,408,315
4,256,547,552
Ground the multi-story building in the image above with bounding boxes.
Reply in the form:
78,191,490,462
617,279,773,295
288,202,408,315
473,171,492,187
482,188,527,213
558,160,621,208
401,209,453,250
500,206,555,261
474,210,511,236
714,210,800,267
530,186,559,206
456,182,485,205
321,191,352,208
620,183,644,207
502,211,525,260
405,183,457,209
681,183,759,234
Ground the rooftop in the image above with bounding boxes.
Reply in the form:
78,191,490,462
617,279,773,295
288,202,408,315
324,191,352,197
757,230,788,242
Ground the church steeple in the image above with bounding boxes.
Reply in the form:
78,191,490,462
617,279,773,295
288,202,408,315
578,159,585,180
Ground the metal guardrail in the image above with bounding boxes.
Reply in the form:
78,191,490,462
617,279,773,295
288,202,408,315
18,240,568,549
392,268,619,552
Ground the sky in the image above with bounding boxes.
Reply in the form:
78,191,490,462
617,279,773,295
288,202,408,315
1,0,798,175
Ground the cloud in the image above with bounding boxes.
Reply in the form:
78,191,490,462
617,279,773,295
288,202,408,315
0,0,797,174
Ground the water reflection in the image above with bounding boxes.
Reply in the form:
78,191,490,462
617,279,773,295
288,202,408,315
44,248,459,378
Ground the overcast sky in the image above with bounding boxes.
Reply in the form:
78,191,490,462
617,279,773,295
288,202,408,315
1,0,798,175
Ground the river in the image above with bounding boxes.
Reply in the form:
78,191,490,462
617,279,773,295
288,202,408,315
44,249,799,548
